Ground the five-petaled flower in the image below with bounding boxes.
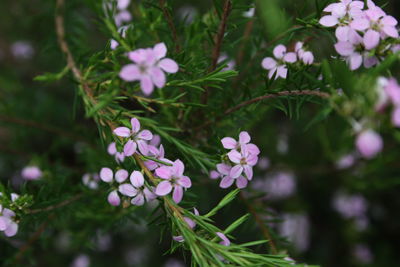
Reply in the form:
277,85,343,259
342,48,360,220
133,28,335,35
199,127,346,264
113,118,153,156
228,147,258,180
154,159,192,203
119,43,179,95
261,44,297,79
118,171,156,206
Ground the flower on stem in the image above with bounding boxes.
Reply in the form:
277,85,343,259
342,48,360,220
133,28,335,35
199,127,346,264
215,163,248,189
21,165,42,180
295,42,314,65
355,129,383,159
144,144,171,171
107,142,125,163
0,205,18,237
99,167,129,206
119,43,179,95
228,147,258,180
261,44,297,79
221,131,260,156
118,171,156,206
154,160,192,203
113,118,153,156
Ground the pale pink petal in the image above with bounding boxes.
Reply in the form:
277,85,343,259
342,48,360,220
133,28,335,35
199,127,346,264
247,154,258,166
283,52,297,63
268,68,278,79
336,26,350,41
227,150,241,164
118,184,137,197
107,191,121,206
331,3,346,17
155,166,172,179
115,169,129,183
4,222,18,237
0,217,11,231
119,64,140,82
301,51,314,65
230,165,243,178
349,53,363,70
276,65,288,79
334,42,354,56
107,142,117,155
184,217,196,229
236,176,248,189
273,45,287,59
123,139,137,156
382,26,399,38
174,160,185,176
158,58,179,73
239,131,251,144
131,118,141,133
246,144,260,155
150,67,166,88
130,170,144,188
220,176,234,188
173,186,184,203
140,76,154,95
138,130,153,140
216,232,230,246
392,107,400,127
243,165,253,180
155,181,173,196
143,187,156,201
381,16,398,26
221,137,237,149
113,127,131,137
173,236,185,242
178,176,192,188
216,163,231,175
363,30,380,50
210,170,220,179
350,19,369,31
100,167,113,183
261,57,277,70
323,3,337,12
319,15,339,27
153,42,167,59
131,194,145,206
137,140,149,155
117,0,130,10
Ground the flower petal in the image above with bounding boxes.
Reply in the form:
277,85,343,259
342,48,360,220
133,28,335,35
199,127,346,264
4,222,18,237
158,58,179,73
137,140,149,155
216,232,230,246
123,139,137,156
114,127,131,137
107,142,117,155
138,130,153,140
334,42,354,56
219,176,234,188
221,137,237,149
243,165,253,180
230,165,243,178
118,184,137,197
173,186,183,203
140,75,154,95
173,159,185,176
100,167,113,183
363,30,380,50
236,176,248,189
107,191,121,206
155,166,172,179
239,131,251,144
283,52,297,63
178,176,192,188
155,181,172,196
227,150,242,164
130,170,144,188
131,118,141,133
261,57,276,70
150,67,166,88
319,15,339,27
131,193,145,206
115,169,129,183
216,163,231,175
153,42,167,59
273,45,287,59
349,53,363,70
119,64,140,82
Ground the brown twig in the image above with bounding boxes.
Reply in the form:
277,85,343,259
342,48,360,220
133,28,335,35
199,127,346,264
202,0,232,105
159,0,181,53
239,192,278,254
196,90,330,130
27,193,84,214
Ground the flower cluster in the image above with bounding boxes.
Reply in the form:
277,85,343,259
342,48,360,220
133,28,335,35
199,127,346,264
211,131,260,189
101,118,192,204
319,0,399,70
261,43,314,79
0,193,19,237
100,167,156,206
119,43,179,95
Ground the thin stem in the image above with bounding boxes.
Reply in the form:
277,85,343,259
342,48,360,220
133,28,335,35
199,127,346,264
159,0,181,53
239,192,278,254
27,193,84,214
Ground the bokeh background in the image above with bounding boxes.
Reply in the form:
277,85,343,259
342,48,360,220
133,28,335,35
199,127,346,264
1,0,400,266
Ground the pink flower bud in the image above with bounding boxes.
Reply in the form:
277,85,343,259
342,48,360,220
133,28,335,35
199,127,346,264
356,130,383,159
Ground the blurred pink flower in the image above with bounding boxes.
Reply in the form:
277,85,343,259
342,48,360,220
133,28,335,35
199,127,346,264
119,43,179,95
262,45,297,79
21,165,42,180
355,130,383,159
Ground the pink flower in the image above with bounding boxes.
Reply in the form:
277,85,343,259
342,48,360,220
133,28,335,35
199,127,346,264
114,10,132,27
119,43,179,95
355,130,383,159
82,173,100,190
216,232,230,246
113,118,153,156
117,0,130,10
392,107,400,127
215,163,248,189
0,206,18,237
99,167,129,206
221,131,260,156
319,0,364,28
261,45,297,79
154,160,192,203
144,145,171,171
21,165,42,180
295,42,314,65
384,78,400,106
118,171,156,206
217,53,236,71
107,142,125,163
173,208,199,242
227,147,258,180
